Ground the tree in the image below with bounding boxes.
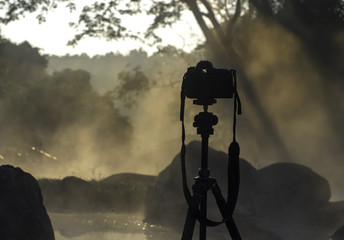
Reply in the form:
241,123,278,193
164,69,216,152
0,40,48,83
249,0,344,70
1,0,342,61
1,0,343,164
110,66,150,108
0,40,133,174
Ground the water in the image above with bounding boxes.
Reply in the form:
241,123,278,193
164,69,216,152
50,212,179,240
50,212,339,240
55,232,146,240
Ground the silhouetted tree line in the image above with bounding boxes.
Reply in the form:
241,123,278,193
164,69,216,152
0,39,132,166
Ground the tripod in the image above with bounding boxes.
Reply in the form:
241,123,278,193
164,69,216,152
181,99,242,240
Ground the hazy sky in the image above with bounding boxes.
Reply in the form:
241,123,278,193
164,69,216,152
1,3,203,56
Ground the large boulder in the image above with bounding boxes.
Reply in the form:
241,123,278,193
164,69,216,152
254,163,333,239
0,165,54,240
257,162,331,215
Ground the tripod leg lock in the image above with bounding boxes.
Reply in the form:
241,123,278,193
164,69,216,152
192,180,208,197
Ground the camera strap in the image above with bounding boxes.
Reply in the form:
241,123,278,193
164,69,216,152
227,70,241,214
179,70,242,227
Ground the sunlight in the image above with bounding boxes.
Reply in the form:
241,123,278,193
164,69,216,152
1,2,203,57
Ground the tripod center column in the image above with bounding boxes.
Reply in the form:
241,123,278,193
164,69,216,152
193,110,218,170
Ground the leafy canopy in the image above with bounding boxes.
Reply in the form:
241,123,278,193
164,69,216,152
0,39,133,165
1,0,343,61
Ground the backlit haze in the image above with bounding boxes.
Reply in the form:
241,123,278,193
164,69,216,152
0,3,204,180
1,2,344,203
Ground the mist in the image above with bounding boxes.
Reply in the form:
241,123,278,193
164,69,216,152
0,16,343,203
236,20,344,201
3,20,343,200
127,21,344,201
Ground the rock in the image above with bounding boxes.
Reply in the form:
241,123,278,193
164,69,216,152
144,141,338,240
332,225,344,240
0,165,54,240
257,163,331,215
61,176,99,211
39,173,156,213
255,163,333,239
97,173,156,212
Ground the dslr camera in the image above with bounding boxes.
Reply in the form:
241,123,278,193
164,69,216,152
182,61,235,99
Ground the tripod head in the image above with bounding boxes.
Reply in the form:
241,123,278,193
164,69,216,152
193,108,218,137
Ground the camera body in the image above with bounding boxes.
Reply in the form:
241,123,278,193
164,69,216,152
182,61,234,99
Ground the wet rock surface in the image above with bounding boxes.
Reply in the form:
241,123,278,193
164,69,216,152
0,165,55,240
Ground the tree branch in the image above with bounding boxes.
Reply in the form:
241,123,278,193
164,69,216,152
199,0,227,42
226,0,241,36
182,0,223,54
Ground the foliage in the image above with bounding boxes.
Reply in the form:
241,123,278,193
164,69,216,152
0,40,47,84
250,0,344,66
109,66,150,108
0,39,133,166
0,0,343,62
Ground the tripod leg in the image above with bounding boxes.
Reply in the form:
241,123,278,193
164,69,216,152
200,191,207,240
182,190,203,240
181,207,197,240
211,181,242,240
182,179,208,240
